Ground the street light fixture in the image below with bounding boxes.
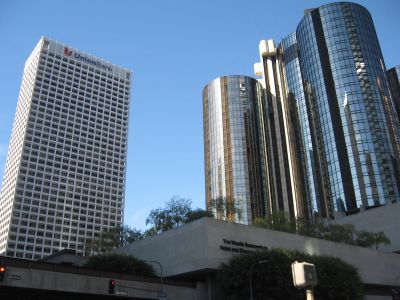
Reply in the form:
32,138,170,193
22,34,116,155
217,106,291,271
249,260,268,300
145,260,164,296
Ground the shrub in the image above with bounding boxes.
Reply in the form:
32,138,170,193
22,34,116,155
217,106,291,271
83,253,155,277
254,213,390,250
217,248,363,300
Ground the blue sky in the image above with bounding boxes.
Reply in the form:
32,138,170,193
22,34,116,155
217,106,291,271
0,0,399,230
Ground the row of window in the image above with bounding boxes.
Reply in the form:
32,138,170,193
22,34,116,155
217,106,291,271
43,50,130,85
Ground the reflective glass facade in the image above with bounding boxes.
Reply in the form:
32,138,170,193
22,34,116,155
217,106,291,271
205,2,400,224
387,66,400,123
279,33,328,218
255,40,308,220
203,76,268,224
296,2,400,216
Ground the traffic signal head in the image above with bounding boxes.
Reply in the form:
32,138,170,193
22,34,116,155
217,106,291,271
108,279,115,294
0,266,5,282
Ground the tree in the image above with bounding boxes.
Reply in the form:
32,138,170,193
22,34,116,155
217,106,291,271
296,217,325,238
217,248,363,300
146,196,191,233
85,225,144,255
253,212,391,249
254,211,297,233
145,196,212,234
146,207,175,233
143,227,158,238
371,232,391,249
186,208,214,222
355,230,390,249
322,224,356,244
83,253,155,277
209,196,242,222
86,196,212,255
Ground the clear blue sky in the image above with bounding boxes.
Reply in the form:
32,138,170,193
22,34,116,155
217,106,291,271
0,0,399,230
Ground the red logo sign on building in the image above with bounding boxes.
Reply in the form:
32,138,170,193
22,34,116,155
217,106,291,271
64,47,72,57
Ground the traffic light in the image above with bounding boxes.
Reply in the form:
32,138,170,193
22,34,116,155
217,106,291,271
0,266,5,282
108,279,115,294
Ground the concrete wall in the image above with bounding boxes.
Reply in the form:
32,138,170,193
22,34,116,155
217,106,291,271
41,253,87,266
115,218,400,288
332,201,400,252
0,265,207,300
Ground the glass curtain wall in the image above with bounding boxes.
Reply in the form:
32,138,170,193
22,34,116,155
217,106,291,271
296,2,400,216
256,40,309,220
387,66,400,124
203,76,268,224
279,33,330,219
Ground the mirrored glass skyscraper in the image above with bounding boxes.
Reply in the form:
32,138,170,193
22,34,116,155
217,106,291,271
205,2,400,225
387,66,400,122
295,2,400,216
278,33,328,219
203,76,268,224
254,40,308,220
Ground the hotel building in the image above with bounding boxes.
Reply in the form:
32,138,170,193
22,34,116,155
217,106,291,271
203,76,268,224
387,66,400,122
204,2,400,224
294,2,400,216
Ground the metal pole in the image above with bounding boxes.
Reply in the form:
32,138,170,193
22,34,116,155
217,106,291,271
249,264,254,300
249,260,268,300
147,260,163,294
306,289,314,300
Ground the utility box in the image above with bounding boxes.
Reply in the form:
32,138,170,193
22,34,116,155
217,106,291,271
291,261,317,288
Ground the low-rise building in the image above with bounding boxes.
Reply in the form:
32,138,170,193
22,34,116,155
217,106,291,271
115,217,400,300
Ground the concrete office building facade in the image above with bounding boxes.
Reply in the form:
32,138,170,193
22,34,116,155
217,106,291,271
0,37,131,259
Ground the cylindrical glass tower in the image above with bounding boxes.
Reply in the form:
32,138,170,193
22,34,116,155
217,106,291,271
279,32,330,219
296,2,400,216
203,75,268,224
387,66,400,122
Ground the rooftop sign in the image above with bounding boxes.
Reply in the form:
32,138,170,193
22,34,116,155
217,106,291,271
64,47,113,72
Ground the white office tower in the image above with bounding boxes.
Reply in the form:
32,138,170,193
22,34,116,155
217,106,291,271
0,37,131,259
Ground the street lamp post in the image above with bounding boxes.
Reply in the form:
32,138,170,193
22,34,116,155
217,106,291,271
249,260,268,300
145,260,164,295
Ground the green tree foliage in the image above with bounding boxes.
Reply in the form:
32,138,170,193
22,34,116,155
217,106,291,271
209,196,242,222
85,225,144,255
321,224,356,244
254,213,390,249
355,230,391,249
146,197,191,232
217,248,363,300
253,211,297,233
146,196,213,233
83,253,155,277
85,196,212,255
296,217,325,238
186,208,214,223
